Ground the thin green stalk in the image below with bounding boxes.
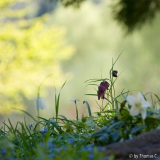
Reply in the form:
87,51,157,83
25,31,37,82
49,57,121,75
113,81,116,108
110,74,114,109
37,97,40,131
36,74,53,131
75,103,78,120
142,118,147,133
102,99,104,110
4,121,6,134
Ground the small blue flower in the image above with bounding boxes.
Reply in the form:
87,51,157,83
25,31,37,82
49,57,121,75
47,142,54,148
56,148,61,152
70,99,80,104
70,99,80,103
41,130,47,137
62,145,67,150
8,157,13,160
88,153,94,159
68,138,74,145
1,149,6,154
85,146,93,152
48,153,56,158
97,146,105,152
50,148,55,152
41,130,47,134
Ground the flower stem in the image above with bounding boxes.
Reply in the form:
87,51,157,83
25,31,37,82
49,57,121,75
75,103,78,120
142,118,147,133
37,96,40,131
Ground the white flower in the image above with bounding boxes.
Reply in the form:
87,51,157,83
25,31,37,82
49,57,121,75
36,97,47,110
70,99,80,103
126,92,151,119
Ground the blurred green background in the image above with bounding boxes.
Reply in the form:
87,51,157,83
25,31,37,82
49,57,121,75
0,0,160,126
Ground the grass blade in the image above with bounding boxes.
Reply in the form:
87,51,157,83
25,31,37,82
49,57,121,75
12,108,37,122
83,101,92,117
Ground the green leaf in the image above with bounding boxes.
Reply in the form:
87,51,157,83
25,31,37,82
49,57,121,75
85,94,97,96
97,133,109,144
111,130,120,142
8,118,15,133
12,108,37,122
91,126,108,138
120,108,132,121
50,118,64,134
58,115,69,123
44,130,51,142
154,94,160,102
115,99,119,112
104,97,112,104
145,117,160,130
60,78,68,90
120,100,126,109
115,89,143,100
130,125,144,134
83,101,92,116
84,78,109,83
107,121,124,132
85,116,95,127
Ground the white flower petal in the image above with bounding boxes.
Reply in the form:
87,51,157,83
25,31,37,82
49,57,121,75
141,100,151,108
137,92,145,102
126,95,137,106
36,97,46,110
130,106,140,116
140,108,147,119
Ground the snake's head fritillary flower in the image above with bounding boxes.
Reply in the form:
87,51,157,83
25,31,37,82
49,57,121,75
113,70,118,77
97,85,106,100
100,81,109,90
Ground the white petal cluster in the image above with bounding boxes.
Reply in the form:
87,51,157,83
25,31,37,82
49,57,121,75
126,92,151,119
36,97,47,110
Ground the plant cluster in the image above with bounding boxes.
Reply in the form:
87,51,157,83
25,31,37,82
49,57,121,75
0,56,160,160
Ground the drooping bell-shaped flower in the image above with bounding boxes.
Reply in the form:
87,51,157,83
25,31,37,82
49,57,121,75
97,85,106,100
100,81,109,90
36,97,47,110
112,70,118,77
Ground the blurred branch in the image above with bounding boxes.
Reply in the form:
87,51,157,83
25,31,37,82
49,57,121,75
54,0,160,33
112,0,160,33
56,0,85,8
